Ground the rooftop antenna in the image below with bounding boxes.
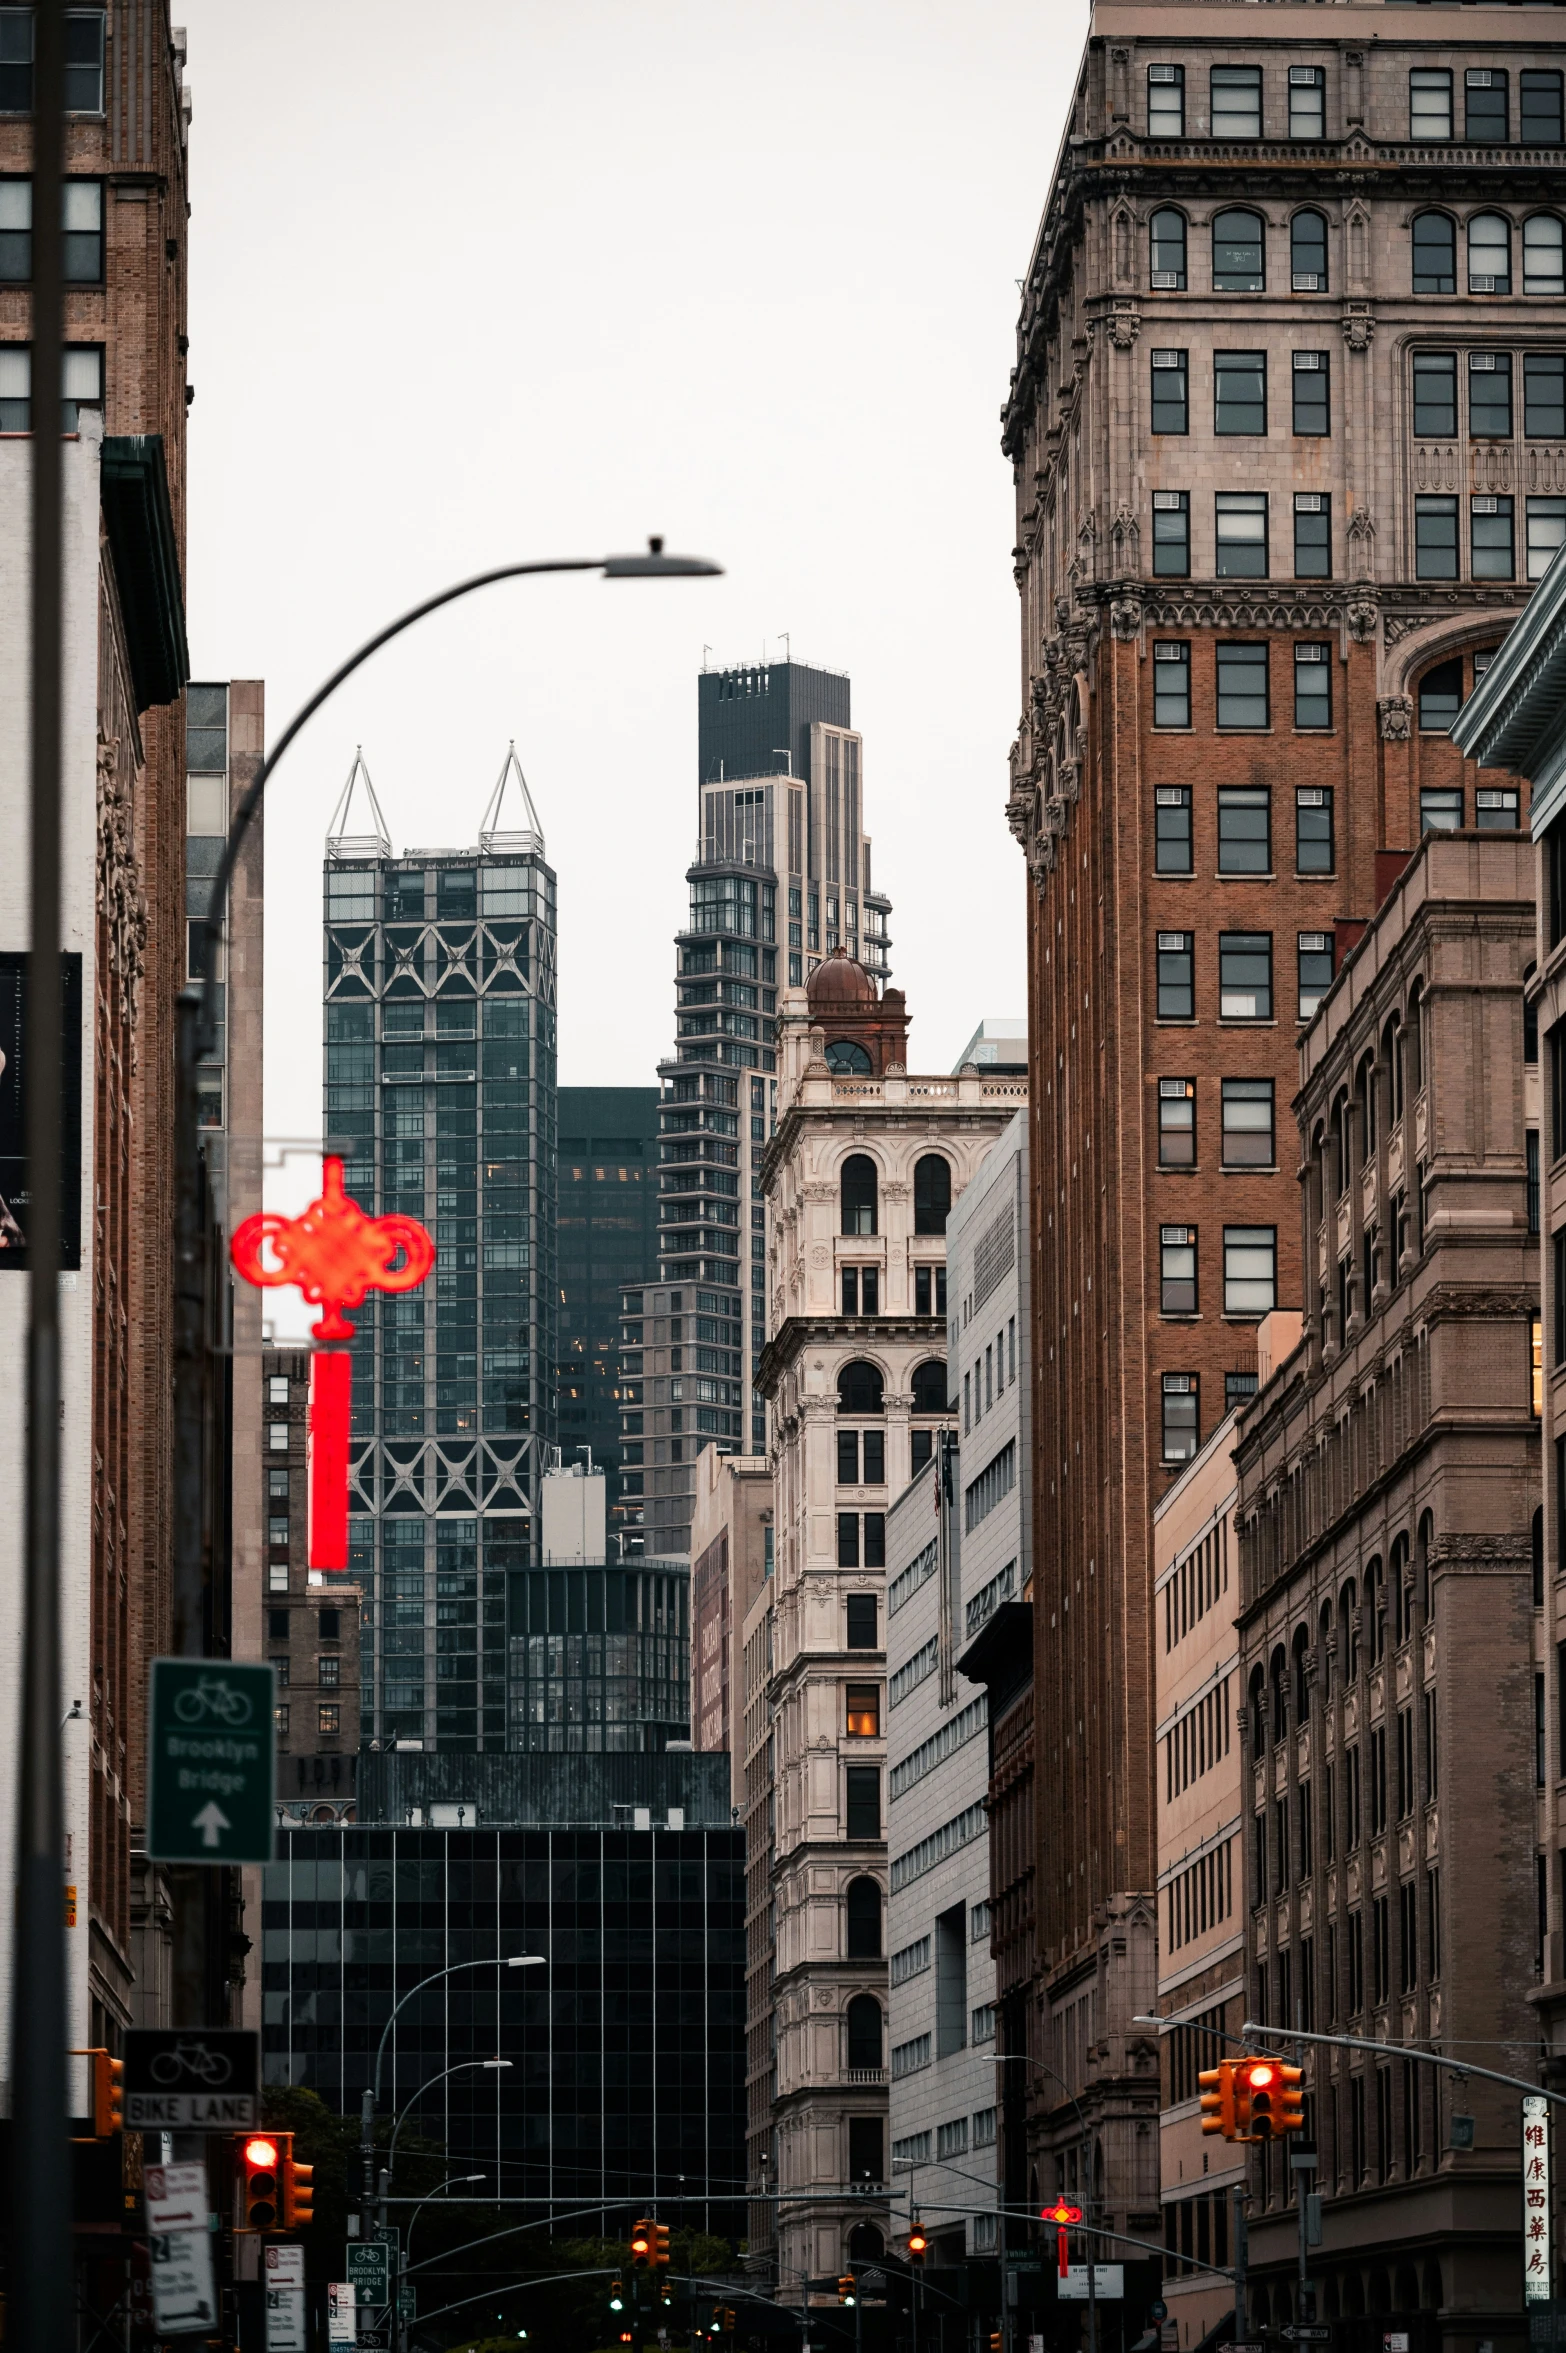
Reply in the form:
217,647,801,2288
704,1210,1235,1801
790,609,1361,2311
479,740,544,856
702,645,712,671
325,746,391,859
780,632,790,663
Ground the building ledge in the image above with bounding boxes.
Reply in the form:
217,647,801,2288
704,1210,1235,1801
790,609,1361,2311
101,434,188,709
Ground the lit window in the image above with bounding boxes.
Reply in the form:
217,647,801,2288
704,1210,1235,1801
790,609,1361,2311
846,1684,881,1738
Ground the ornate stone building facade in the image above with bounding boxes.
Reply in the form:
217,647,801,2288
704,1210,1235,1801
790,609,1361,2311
1235,831,1538,2347
754,954,1019,2296
1002,0,1556,2234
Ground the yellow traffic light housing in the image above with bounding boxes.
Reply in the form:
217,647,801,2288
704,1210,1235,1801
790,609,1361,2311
1277,2061,1306,2134
1236,2058,1278,2140
630,2220,653,2270
907,2219,928,2264
93,2050,123,2137
722,2308,735,2333
238,2133,281,2231
839,2277,856,2306
280,2138,313,2230
1199,2062,1233,2139
610,2279,625,2313
653,2222,671,2271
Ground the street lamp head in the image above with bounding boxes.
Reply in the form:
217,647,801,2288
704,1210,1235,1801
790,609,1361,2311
506,1954,545,1968
483,2059,513,2069
603,537,723,580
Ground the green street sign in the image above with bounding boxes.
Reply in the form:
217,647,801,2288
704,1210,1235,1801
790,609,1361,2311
147,1660,276,1864
348,2244,390,2304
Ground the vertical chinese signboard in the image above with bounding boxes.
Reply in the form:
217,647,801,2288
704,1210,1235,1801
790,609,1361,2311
1524,2093,1552,2304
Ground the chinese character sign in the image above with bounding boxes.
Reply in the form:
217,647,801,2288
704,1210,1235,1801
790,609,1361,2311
1524,2094,1552,2303
231,1158,434,1569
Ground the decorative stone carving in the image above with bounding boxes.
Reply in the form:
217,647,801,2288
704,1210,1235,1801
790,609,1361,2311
1110,597,1142,641
1377,695,1413,742
1381,614,1429,649
1341,305,1375,352
1346,600,1379,644
1106,302,1141,348
1110,505,1140,571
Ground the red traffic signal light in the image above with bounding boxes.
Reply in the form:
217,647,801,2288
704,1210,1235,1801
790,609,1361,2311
1236,2059,1277,2140
239,2134,280,2231
630,2219,653,2269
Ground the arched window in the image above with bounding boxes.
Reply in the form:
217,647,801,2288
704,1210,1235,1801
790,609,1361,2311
913,1155,952,1236
841,1154,878,1236
1291,209,1328,291
1534,1506,1546,1608
1319,1601,1334,1700
1333,1089,1352,1197
1391,1533,1413,1644
1525,212,1566,296
826,1039,872,1075
1468,210,1512,294
1526,962,1539,1065
1269,1645,1289,1745
1359,1052,1377,1159
1406,983,1425,1095
848,2224,884,2261
1293,1624,1311,1720
910,1359,949,1416
845,1877,882,1959
1366,1557,1385,1665
838,1361,884,1417
1249,1665,1267,1750
1412,211,1456,294
1213,207,1265,292
1418,1509,1434,1621
1150,207,1187,289
1384,1016,1404,1126
1419,658,1464,733
846,1995,883,2071
1340,1578,1359,1680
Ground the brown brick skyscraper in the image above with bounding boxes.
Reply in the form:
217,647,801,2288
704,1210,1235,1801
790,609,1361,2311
1001,0,1558,2238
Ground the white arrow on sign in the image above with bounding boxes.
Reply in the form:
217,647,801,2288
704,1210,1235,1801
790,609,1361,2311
193,1802,231,1849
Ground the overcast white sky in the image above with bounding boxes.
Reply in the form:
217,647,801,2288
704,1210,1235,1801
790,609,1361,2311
176,0,1083,1189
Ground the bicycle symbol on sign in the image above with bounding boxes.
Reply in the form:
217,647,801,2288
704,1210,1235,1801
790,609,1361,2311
173,1675,254,1728
149,2039,235,2088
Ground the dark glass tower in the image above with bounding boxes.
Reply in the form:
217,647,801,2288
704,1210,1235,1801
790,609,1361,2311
322,749,557,1753
556,1085,660,1545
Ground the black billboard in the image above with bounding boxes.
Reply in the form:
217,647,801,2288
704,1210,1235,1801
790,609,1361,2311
0,952,82,1269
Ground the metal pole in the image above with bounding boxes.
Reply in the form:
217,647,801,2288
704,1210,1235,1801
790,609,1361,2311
12,2,69,2345
1231,2187,1247,2348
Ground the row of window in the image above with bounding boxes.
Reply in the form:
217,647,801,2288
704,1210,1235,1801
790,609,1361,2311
0,11,105,114
1160,1225,1278,1319
1153,345,1332,437
0,342,104,433
1162,1368,1266,1462
1151,486,1565,585
1160,1078,1282,1172
1155,347,1566,442
1156,932,1322,1025
840,1152,951,1237
1148,204,1566,298
963,1316,1018,1433
0,178,103,282
1165,1673,1234,1798
273,1704,343,1739
1155,777,1517,882
1145,60,1565,146
1164,1517,1230,1653
1151,642,1499,736
269,1655,343,1690
839,1263,948,1316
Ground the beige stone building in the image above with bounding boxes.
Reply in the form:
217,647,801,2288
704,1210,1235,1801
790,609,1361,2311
689,1439,773,1789
753,951,1022,2298
1236,831,1538,2351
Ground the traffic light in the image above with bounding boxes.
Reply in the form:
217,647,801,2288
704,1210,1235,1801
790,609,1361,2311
238,2133,281,2231
609,2279,625,2313
280,2138,313,2230
1199,2063,1234,2139
722,2309,735,2334
630,2220,653,2270
1235,2058,1279,2140
1277,2062,1306,2134
839,2278,856,2307
990,2334,1003,2352
653,2222,671,2271
92,2050,123,2137
907,2219,928,2265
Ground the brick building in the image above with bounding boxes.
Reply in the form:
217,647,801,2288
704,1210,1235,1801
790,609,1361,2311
1002,0,1554,2230
1236,831,1538,2351
262,1349,363,1824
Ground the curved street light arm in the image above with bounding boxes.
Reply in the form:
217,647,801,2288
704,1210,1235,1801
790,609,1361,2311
386,2059,508,2179
1241,2018,1566,2105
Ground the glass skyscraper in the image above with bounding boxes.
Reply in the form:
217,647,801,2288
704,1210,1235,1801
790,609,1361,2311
556,1086,660,1547
323,748,556,1753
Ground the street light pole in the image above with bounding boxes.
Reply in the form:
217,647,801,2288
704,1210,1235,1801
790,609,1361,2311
361,1953,542,2239
172,540,720,1655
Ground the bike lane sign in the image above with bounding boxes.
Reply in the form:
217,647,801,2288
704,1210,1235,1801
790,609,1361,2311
125,2029,260,2131
147,1659,276,1864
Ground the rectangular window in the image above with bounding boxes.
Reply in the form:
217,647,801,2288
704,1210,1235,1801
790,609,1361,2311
836,1512,860,1568
864,1513,885,1569
1153,489,1190,577
65,10,105,113
1218,787,1270,874
1215,350,1267,435
1161,1225,1197,1314
841,1266,858,1316
1468,350,1514,438
1159,1077,1196,1166
863,1429,885,1484
1290,492,1330,582
1220,932,1272,1020
1222,1078,1275,1167
61,343,100,430
846,1593,878,1650
1292,349,1329,435
1528,498,1566,582
1151,348,1188,434
62,179,101,281
1211,64,1262,139
838,1431,860,1485
1148,62,1185,136
1294,643,1332,728
1156,785,1193,874
1215,491,1268,579
845,1766,880,1839
1289,64,1326,140
1525,355,1566,439
1415,496,1459,581
1421,787,1464,835
0,8,31,111
1158,932,1195,1020
0,178,25,279
1224,1226,1277,1316
1465,66,1508,144
1153,641,1191,727
1523,69,1565,143
1413,351,1458,439
1216,641,1269,728
846,1683,881,1738
1471,495,1515,580
1476,786,1520,831
317,1655,341,1690
1299,932,1335,1019
1162,1372,1198,1463
0,342,27,431
1410,68,1453,141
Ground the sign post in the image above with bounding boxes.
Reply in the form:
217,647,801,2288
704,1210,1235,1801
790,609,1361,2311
147,1659,276,1864
145,2161,218,2339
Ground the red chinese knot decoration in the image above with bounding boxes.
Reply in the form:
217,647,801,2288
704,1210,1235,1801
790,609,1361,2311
230,1156,435,1571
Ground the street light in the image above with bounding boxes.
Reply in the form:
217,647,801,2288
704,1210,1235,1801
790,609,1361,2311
383,2059,512,2189
172,539,722,1655
361,1953,542,2234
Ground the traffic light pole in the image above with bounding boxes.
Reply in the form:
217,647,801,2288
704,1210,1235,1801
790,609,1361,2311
1231,2189,1247,2349
1241,2020,1566,2107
